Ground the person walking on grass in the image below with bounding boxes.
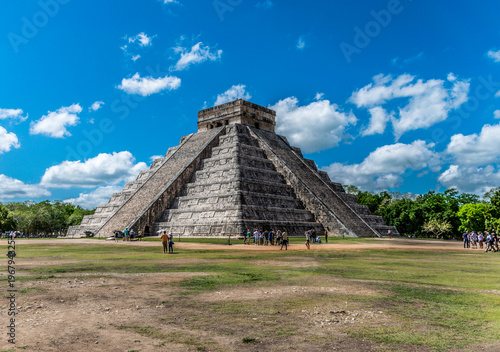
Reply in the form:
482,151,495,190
478,232,484,249
305,230,311,250
161,231,169,254
168,233,174,254
324,229,328,243
281,231,288,251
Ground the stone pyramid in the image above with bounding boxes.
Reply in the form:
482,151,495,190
68,100,398,238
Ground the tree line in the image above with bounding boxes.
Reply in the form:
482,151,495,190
344,186,500,239
0,201,94,237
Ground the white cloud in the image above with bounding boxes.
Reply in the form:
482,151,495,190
0,174,50,201
487,49,500,63
0,127,20,153
445,123,500,166
162,0,178,3
314,92,324,101
214,84,251,106
29,104,82,138
438,165,500,195
131,54,141,62
350,73,469,139
173,42,222,71
494,110,500,119
0,108,28,122
128,32,155,47
495,90,500,98
270,96,357,153
116,73,181,96
323,140,439,191
65,185,122,209
150,155,163,163
40,151,148,188
391,52,423,67
361,107,392,136
89,101,104,112
296,36,306,50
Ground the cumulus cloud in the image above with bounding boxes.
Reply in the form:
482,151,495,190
361,107,392,136
40,151,148,188
349,73,470,139
0,174,50,201
487,49,500,62
0,127,20,153
494,110,500,119
438,165,500,195
296,36,306,50
65,185,123,209
270,96,357,153
0,108,28,122
30,104,82,138
89,101,104,112
128,32,155,47
214,85,251,106
116,73,181,96
173,42,222,71
445,123,500,166
323,140,439,191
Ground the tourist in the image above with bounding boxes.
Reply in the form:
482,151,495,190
161,231,169,253
388,229,392,239
246,230,251,245
138,230,142,241
253,230,259,245
130,229,135,240
276,230,282,246
305,230,311,250
264,230,269,246
324,229,328,243
485,232,496,252
462,231,469,248
168,233,174,254
493,232,499,252
471,231,478,249
259,230,264,246
243,229,247,245
124,228,129,241
478,232,484,249
281,231,288,250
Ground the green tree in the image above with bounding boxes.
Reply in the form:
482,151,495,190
457,203,488,233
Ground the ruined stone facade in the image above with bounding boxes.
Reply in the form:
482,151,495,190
67,99,398,238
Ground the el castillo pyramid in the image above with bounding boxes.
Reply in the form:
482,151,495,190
68,99,398,238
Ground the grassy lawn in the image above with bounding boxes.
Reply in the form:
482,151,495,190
4,239,500,351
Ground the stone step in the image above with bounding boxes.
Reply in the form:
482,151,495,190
166,205,314,223
171,191,303,210
184,179,296,197
192,165,283,182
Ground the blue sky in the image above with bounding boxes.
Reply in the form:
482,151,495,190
1,0,500,208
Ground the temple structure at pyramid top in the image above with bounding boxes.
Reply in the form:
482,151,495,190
68,99,398,238
197,99,276,132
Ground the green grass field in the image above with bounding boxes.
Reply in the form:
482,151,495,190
4,238,500,351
